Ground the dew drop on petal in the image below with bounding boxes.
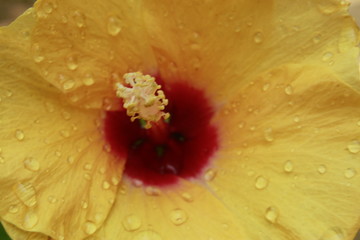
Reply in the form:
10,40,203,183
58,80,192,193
344,168,357,179
66,55,78,70
253,32,264,44
23,212,39,229
262,83,270,91
83,73,95,86
23,158,40,172
181,192,193,202
8,205,19,214
284,85,293,95
48,195,58,204
255,176,268,190
14,182,37,207
320,227,345,240
283,160,293,173
293,115,300,123
170,208,188,226
145,186,161,196
83,221,97,235
107,15,122,36
204,169,216,181
32,43,44,63
347,140,360,154
67,156,75,164
264,128,274,142
62,80,75,90
122,214,142,231
265,206,278,223
15,129,25,141
73,10,86,28
322,52,333,62
318,164,327,174
81,200,88,209
102,181,111,190
133,230,163,240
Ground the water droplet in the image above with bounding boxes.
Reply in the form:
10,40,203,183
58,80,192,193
107,15,122,36
83,163,92,170
111,176,120,186
133,230,163,240
62,79,75,90
103,144,111,153
8,205,19,213
318,164,327,174
67,156,75,164
262,83,270,91
322,52,333,62
283,160,293,173
253,31,264,44
293,115,300,123
43,1,55,14
23,212,38,229
204,169,216,181
0,155,6,164
170,208,188,226
122,214,142,231
32,43,44,63
145,186,161,196
102,181,111,190
73,10,86,28
181,192,193,202
347,140,360,154
255,176,268,190
284,85,293,95
81,200,88,209
344,168,357,179
320,227,344,240
66,55,78,70
264,128,274,142
14,182,37,207
83,73,95,86
48,195,57,204
23,158,40,172
265,206,278,223
15,129,25,141
83,221,97,235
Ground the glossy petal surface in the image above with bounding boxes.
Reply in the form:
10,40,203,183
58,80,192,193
210,64,360,240
0,10,123,240
31,0,157,110
86,178,248,240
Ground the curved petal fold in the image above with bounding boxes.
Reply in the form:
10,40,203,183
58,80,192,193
210,64,360,240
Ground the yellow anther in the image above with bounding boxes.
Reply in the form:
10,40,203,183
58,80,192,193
116,72,170,129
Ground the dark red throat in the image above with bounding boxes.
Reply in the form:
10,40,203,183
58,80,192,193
104,81,219,186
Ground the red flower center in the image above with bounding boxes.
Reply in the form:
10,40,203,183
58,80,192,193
104,81,218,186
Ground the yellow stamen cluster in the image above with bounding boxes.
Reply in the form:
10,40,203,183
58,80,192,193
116,72,170,129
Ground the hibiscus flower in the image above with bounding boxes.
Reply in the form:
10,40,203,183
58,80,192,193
1,0,360,240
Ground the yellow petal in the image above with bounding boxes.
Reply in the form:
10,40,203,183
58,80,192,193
86,178,248,240
209,64,360,240
0,10,123,240
31,0,157,110
142,0,360,101
2,221,49,240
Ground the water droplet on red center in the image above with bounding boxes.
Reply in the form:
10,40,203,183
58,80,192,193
104,81,218,186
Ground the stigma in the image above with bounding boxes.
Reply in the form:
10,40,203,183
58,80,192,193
116,72,170,129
